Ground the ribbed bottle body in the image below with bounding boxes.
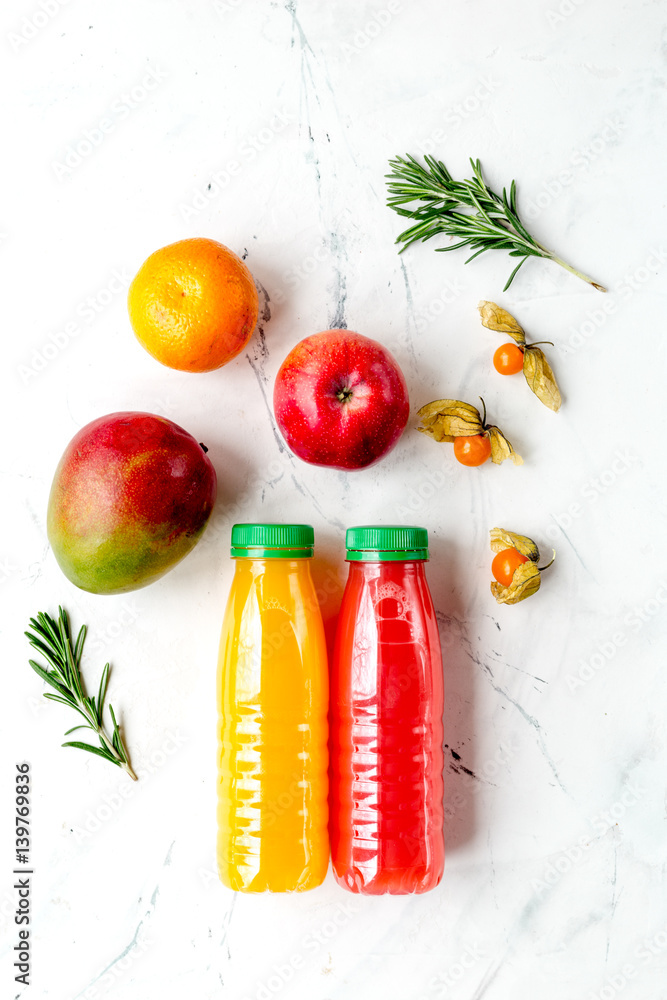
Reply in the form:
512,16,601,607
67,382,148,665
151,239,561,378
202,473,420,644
330,560,444,894
217,557,329,892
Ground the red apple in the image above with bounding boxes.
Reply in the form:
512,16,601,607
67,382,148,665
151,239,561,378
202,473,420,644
273,329,410,470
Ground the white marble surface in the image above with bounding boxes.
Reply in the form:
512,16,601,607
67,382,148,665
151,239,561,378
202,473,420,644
2,0,667,997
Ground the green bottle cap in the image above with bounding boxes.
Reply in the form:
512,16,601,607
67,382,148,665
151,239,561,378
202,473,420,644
230,523,314,558
345,525,429,562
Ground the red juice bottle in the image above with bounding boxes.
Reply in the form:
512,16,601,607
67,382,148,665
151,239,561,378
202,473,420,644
330,525,444,894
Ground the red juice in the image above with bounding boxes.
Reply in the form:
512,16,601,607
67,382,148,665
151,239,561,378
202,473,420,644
330,525,444,894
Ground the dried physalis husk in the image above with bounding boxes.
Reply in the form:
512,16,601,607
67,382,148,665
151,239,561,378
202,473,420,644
491,560,542,605
486,426,523,466
479,300,561,412
418,399,522,466
489,527,539,561
489,527,554,604
417,399,484,442
478,300,526,345
522,346,562,413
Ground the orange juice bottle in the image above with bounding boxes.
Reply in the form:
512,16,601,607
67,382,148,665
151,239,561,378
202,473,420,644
216,523,329,892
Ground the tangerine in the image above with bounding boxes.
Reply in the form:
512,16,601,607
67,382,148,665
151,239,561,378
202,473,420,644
128,238,259,373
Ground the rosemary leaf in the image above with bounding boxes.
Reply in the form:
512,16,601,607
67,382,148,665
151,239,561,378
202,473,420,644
62,742,122,766
26,608,137,781
28,660,72,700
97,663,110,725
386,154,606,292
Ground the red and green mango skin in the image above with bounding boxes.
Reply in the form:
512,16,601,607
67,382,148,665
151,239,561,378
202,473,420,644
47,412,217,595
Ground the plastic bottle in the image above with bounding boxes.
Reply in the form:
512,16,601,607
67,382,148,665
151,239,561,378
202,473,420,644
330,525,444,894
216,523,329,892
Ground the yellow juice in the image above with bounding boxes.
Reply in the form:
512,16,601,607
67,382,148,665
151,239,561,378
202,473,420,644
216,530,329,892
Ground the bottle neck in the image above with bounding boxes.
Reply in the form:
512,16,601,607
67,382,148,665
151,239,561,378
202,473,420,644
347,559,427,579
234,557,312,570
234,556,314,582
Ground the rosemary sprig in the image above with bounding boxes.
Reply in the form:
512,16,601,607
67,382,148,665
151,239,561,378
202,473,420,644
386,154,606,293
26,607,137,780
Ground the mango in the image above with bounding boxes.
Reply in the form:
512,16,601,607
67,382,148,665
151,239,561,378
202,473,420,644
47,412,217,594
